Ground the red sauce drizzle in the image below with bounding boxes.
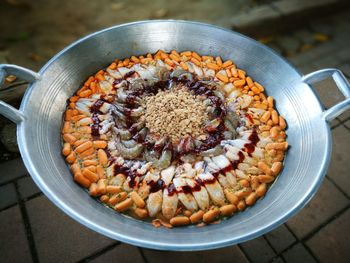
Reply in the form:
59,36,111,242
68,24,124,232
148,179,165,193
90,99,105,139
244,129,259,156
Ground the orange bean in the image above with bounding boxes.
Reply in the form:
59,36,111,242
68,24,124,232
215,56,223,66
71,115,86,122
66,152,76,164
130,191,145,208
225,68,232,78
222,60,233,68
97,179,107,194
224,189,239,205
271,162,282,176
245,192,257,206
180,61,188,70
79,89,92,98
69,96,79,103
258,174,275,183
267,96,274,108
74,173,91,188
270,126,280,138
109,192,127,205
265,142,288,151
82,168,99,183
216,73,229,83
83,159,98,166
258,161,272,175
62,143,71,156
89,183,98,196
64,110,73,121
233,79,246,87
84,76,95,87
98,149,108,166
184,210,192,217
75,141,93,154
77,126,91,134
169,53,180,62
190,57,201,66
190,210,204,224
206,62,219,70
259,125,271,131
202,55,213,61
192,52,202,61
96,165,106,178
115,198,133,212
246,77,254,87
239,179,250,188
180,51,192,57
164,58,174,67
260,111,271,123
74,139,88,147
279,116,287,129
100,195,109,203
71,163,81,175
220,204,237,216
237,200,246,211
236,189,252,199
86,165,96,173
271,110,279,124
134,208,148,218
130,56,140,63
238,69,246,79
203,208,220,223
251,86,260,94
256,183,267,197
108,62,117,70
170,216,190,226
79,147,95,158
254,81,264,92
251,176,260,190
106,185,122,194
63,134,77,144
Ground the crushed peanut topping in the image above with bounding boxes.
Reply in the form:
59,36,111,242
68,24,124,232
142,88,208,141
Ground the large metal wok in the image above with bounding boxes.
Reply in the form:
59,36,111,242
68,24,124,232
1,21,349,251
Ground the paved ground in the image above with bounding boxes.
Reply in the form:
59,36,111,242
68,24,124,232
0,2,350,263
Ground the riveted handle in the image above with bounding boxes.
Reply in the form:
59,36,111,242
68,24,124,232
0,64,40,124
302,68,350,122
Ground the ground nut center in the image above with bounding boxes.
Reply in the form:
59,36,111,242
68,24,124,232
142,88,208,142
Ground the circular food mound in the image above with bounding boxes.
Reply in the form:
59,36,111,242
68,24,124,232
61,50,288,227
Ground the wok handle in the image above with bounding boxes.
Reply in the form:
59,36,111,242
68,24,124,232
302,68,350,122
0,64,40,124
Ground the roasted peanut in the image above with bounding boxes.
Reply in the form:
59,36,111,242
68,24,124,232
271,110,279,124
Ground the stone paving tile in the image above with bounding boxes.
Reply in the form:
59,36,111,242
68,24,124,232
282,243,317,263
142,245,248,263
0,205,32,263
0,158,27,185
286,177,349,239
327,125,350,197
240,236,276,263
265,224,297,254
90,244,144,263
26,196,114,263
17,176,41,199
0,183,17,210
306,208,350,263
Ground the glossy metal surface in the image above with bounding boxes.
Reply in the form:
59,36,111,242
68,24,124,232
0,21,349,251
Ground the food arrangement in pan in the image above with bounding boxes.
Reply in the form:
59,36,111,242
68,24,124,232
61,50,288,227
